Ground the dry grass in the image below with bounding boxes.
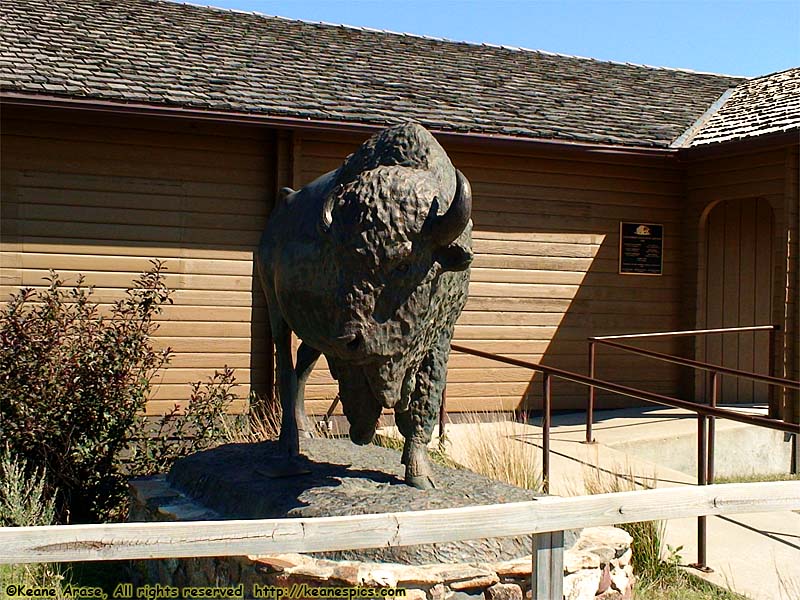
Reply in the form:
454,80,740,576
437,412,543,491
221,398,282,443
222,394,355,444
776,561,800,600
580,465,671,584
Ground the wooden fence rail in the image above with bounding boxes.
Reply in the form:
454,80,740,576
2,481,798,564
3,481,798,599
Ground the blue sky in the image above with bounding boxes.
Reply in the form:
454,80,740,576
183,0,798,77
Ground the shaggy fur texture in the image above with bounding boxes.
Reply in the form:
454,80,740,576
258,122,472,488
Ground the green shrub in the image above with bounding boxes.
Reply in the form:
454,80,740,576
0,262,242,524
0,263,172,522
0,261,244,523
130,366,243,475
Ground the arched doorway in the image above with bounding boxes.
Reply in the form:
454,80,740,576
701,198,774,404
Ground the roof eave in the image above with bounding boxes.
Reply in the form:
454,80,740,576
679,129,800,160
0,91,679,158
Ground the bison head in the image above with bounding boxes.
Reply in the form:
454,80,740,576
317,122,473,409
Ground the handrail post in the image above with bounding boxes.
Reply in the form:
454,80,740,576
542,373,552,494
586,340,596,443
692,413,712,572
439,386,447,452
708,371,719,484
768,327,778,418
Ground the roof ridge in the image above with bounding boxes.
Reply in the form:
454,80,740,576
166,0,749,79
670,88,736,148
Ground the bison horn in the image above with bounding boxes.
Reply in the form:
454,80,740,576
319,185,340,234
431,169,472,246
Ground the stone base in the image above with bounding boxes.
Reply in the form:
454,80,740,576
128,440,634,599
164,438,552,564
130,476,633,599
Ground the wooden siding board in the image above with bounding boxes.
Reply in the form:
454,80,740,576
17,191,265,223
2,253,256,278
3,116,269,154
2,105,268,138
787,146,800,422
1,107,273,407
3,220,264,247
12,239,257,261
299,131,679,167
738,200,757,401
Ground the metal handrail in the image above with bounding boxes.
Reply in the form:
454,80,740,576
590,324,778,341
586,324,785,443
584,323,798,569
451,344,797,435
592,338,800,389
450,344,800,483
450,339,799,572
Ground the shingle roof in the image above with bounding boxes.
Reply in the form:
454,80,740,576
681,68,800,147
0,0,749,148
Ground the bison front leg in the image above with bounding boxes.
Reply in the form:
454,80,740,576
263,285,301,456
396,345,448,490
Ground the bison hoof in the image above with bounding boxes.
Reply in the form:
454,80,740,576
406,475,436,490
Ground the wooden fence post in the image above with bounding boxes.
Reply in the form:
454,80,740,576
532,530,564,600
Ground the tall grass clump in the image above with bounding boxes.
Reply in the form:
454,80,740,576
0,446,64,594
223,394,353,444
450,413,542,491
580,465,745,600
222,393,289,443
582,466,669,582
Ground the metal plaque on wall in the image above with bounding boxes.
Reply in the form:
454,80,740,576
619,222,663,275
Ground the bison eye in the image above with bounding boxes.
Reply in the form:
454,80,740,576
395,263,410,274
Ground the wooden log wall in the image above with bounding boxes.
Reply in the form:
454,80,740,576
0,106,276,415
6,106,790,419
294,132,690,414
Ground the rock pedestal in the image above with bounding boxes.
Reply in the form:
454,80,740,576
128,439,633,598
164,438,548,564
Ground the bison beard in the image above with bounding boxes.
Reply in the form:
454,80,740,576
257,122,472,489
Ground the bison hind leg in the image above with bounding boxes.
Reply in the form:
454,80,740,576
295,342,322,438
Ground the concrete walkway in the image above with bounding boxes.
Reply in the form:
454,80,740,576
428,407,800,600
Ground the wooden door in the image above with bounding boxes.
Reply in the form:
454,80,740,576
703,199,773,404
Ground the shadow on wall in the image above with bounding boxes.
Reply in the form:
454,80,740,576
450,149,691,415
518,233,691,414
283,133,695,416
